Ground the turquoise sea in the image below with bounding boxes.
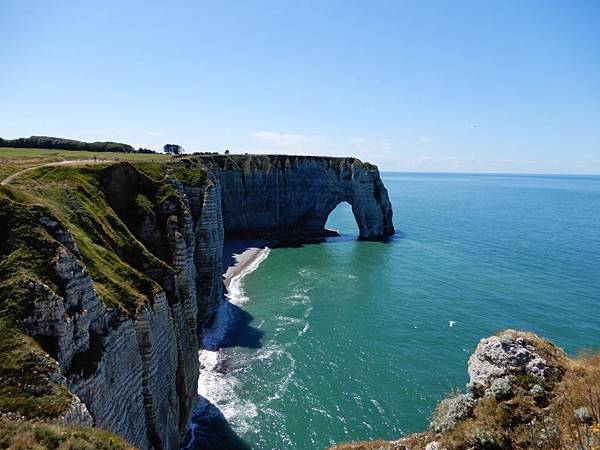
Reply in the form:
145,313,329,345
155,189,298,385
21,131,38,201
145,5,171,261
191,173,600,450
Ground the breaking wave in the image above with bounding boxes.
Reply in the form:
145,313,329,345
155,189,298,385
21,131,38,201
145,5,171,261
186,247,270,448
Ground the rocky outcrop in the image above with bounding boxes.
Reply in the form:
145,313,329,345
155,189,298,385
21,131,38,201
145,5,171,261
332,330,581,450
21,228,150,447
467,330,566,398
209,155,394,240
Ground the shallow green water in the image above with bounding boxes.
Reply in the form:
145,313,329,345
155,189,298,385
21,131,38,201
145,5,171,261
195,173,600,449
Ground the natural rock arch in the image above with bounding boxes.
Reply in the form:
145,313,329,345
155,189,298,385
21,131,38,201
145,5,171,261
214,155,395,240
324,201,359,235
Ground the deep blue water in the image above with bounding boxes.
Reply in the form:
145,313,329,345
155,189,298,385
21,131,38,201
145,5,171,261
198,173,600,449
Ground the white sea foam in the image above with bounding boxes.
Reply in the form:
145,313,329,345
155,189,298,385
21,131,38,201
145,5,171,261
276,315,304,325
302,305,313,319
189,246,271,442
266,349,296,403
298,322,310,336
195,346,259,434
252,344,284,361
370,398,386,416
298,268,311,277
226,247,271,306
201,247,271,351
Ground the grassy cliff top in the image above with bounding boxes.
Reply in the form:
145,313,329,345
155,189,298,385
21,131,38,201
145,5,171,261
0,147,168,181
1,158,213,317
0,147,379,181
0,156,213,433
191,153,377,172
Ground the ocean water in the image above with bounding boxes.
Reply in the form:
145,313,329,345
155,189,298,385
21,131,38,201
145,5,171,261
191,173,600,450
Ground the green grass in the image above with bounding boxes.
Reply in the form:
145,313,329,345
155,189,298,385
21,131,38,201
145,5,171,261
0,420,136,450
0,196,62,320
0,158,194,425
0,198,76,419
0,320,73,420
0,147,169,182
0,160,197,424
8,164,174,317
192,153,376,173
132,157,209,185
0,147,169,161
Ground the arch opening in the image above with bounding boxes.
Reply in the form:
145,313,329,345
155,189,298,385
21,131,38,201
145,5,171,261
324,201,359,236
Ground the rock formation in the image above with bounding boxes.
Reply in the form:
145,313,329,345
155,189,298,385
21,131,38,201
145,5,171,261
0,154,395,449
211,155,394,240
332,330,600,450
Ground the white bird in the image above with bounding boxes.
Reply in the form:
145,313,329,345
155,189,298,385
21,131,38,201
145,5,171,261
449,320,456,327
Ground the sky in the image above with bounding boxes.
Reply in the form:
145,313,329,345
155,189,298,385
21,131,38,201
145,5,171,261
1,0,599,173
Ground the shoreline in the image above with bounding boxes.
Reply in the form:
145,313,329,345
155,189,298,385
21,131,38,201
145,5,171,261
187,240,271,448
201,239,270,350
222,239,271,294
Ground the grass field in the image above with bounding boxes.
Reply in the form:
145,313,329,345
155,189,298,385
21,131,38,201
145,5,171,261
0,147,169,180
0,146,169,160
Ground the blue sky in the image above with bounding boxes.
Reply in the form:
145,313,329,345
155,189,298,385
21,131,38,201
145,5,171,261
1,0,599,173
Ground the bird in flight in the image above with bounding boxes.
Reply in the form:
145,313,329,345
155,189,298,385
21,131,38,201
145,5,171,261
470,123,480,128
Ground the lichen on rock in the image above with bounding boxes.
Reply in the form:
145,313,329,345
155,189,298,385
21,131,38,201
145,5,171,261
467,329,566,398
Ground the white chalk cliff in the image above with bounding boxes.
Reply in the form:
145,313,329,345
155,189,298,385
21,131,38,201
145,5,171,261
0,155,394,449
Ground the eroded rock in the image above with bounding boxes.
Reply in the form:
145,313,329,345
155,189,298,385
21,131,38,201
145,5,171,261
468,330,561,397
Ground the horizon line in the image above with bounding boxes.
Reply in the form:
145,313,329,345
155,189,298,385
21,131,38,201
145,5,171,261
379,170,600,177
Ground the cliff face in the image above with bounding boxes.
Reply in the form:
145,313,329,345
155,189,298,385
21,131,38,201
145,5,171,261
0,154,394,449
0,163,213,449
212,155,394,240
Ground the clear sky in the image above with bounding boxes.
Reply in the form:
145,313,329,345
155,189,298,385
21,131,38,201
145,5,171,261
2,0,599,173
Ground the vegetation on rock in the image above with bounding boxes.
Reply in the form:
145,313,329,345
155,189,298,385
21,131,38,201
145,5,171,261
332,331,600,450
0,152,216,448
0,421,135,450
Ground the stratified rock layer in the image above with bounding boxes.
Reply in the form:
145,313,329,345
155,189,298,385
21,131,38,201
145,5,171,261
1,154,394,449
213,155,394,239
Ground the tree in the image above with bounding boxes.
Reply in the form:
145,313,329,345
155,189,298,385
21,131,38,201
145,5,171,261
163,144,183,155
224,149,230,155
0,136,134,153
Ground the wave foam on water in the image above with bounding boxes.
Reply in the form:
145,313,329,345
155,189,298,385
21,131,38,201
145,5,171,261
226,247,271,306
201,247,271,351
186,247,270,447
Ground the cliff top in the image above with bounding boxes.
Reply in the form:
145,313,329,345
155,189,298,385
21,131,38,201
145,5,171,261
188,153,377,172
0,146,377,182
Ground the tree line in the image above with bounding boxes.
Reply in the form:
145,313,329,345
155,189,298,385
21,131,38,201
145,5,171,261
0,136,233,156
0,136,140,153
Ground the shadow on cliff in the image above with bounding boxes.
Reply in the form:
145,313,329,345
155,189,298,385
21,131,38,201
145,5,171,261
183,396,251,450
267,230,406,249
221,303,263,349
222,239,270,271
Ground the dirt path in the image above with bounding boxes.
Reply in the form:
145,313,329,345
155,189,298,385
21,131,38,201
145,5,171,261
0,159,103,186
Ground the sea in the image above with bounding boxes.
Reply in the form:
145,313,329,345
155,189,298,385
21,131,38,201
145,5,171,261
186,172,600,450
